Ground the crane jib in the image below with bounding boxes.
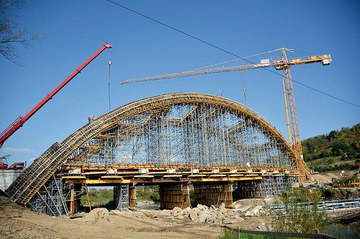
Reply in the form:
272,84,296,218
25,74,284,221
121,54,331,85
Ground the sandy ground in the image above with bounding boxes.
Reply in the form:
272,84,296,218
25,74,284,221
0,195,265,239
311,172,342,184
310,170,359,184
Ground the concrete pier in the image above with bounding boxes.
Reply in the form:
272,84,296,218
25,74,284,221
0,170,23,191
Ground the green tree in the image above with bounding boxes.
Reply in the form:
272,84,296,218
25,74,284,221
332,140,348,156
327,130,338,141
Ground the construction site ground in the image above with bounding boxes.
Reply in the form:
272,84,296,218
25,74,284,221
1,170,359,239
0,195,267,239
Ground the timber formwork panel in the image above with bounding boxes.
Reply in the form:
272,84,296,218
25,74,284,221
233,181,262,200
159,184,190,209
193,183,233,208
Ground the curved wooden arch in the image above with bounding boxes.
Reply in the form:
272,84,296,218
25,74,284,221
7,93,296,205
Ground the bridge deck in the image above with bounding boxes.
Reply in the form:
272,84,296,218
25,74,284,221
59,164,296,186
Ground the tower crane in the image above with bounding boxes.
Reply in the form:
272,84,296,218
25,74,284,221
121,48,332,184
0,42,112,148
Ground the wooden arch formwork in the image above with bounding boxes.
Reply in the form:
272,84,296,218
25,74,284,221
6,93,300,215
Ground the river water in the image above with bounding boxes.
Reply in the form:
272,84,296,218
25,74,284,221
326,222,360,239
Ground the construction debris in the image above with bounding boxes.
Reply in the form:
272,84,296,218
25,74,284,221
129,200,267,225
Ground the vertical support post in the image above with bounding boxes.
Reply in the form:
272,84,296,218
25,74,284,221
84,182,92,211
221,183,233,208
69,183,76,215
129,186,136,208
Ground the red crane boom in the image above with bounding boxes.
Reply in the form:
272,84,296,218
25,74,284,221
0,42,112,148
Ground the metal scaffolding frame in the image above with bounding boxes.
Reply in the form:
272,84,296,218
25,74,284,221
67,103,296,171
114,184,129,211
6,93,299,209
28,175,69,216
261,175,295,198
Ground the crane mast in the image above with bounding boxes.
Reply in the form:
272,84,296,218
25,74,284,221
280,48,306,183
121,49,332,185
0,42,112,148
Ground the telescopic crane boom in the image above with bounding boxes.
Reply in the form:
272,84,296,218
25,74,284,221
0,42,112,148
121,48,332,184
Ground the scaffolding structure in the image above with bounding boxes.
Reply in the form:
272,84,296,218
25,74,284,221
114,184,129,210
261,175,296,198
5,93,300,211
68,103,296,170
28,176,69,216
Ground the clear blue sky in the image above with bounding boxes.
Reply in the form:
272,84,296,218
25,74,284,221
1,0,359,165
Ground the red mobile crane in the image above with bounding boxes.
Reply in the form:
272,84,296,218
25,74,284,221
0,42,112,148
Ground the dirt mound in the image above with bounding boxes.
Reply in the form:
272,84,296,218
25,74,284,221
82,208,110,223
0,194,29,218
0,195,64,238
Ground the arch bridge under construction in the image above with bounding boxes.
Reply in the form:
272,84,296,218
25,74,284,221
6,93,301,216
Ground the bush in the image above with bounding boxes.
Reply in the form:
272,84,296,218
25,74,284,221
270,189,329,234
136,186,159,202
80,188,113,207
218,229,289,239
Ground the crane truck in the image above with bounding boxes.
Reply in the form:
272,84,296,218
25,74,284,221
0,42,112,148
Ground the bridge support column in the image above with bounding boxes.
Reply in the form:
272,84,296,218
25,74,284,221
233,181,262,200
129,186,136,208
193,182,233,207
114,184,129,210
159,183,190,209
69,183,81,214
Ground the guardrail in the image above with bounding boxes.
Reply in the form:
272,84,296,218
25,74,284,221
270,198,360,211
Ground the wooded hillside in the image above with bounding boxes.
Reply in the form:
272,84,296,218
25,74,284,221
302,123,360,172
